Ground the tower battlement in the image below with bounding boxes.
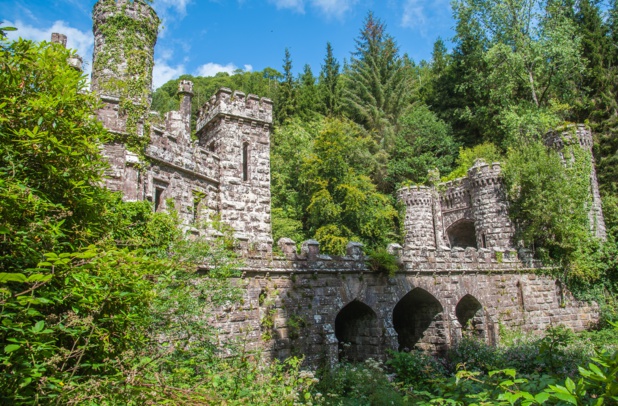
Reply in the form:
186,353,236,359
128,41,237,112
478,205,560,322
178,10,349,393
467,160,502,185
545,124,594,151
397,186,433,206
196,88,273,133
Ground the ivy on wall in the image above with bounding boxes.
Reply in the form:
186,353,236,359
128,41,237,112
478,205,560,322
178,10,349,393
92,0,159,157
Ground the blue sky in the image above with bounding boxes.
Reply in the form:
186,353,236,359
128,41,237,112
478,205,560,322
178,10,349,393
2,0,455,89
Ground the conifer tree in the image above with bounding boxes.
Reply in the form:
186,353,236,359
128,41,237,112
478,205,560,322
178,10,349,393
275,48,296,124
342,12,409,150
572,0,613,121
318,42,341,116
297,64,319,120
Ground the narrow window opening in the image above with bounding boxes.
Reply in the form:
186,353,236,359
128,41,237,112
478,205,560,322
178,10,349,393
193,199,199,223
208,142,215,152
154,188,164,212
481,234,487,249
242,143,249,182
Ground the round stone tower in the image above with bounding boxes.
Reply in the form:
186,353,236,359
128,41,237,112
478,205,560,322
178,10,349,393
398,186,437,249
545,124,607,240
91,0,159,102
467,160,515,249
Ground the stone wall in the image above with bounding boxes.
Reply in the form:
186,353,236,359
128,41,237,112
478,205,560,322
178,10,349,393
210,242,598,367
196,88,274,253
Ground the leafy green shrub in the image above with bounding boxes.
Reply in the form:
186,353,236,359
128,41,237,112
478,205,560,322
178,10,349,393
316,359,406,405
386,350,447,391
366,247,399,276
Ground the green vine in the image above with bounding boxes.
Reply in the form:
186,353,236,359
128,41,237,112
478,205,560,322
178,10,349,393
92,0,159,160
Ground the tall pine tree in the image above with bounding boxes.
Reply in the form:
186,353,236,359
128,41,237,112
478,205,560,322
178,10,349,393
342,12,409,150
275,48,297,124
318,42,341,117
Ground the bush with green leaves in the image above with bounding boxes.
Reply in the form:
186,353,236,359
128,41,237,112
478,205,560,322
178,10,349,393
0,33,319,405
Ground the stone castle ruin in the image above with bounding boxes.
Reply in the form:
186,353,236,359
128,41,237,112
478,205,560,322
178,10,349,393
52,0,604,365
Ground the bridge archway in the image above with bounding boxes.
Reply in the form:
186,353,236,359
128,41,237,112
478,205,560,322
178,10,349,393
335,300,380,362
446,220,477,249
392,288,446,353
455,294,493,344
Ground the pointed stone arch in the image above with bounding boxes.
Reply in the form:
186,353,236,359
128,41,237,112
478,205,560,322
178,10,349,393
446,219,478,249
335,300,380,362
392,288,447,353
455,294,494,344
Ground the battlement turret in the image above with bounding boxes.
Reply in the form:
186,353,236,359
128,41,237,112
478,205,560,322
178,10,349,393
398,186,438,249
195,88,274,254
467,161,503,186
545,124,606,240
91,0,159,99
50,33,83,71
196,88,273,134
465,160,514,249
545,124,594,151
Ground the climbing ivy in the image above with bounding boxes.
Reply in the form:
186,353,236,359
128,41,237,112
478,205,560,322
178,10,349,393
92,0,159,158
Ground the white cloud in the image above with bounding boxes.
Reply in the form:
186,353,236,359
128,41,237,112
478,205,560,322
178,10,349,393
154,0,193,18
401,0,427,33
268,0,305,13
311,0,359,19
5,20,94,76
195,62,251,77
153,61,186,89
268,0,358,18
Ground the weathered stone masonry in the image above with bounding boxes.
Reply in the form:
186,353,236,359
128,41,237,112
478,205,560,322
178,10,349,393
54,0,605,366
211,242,597,366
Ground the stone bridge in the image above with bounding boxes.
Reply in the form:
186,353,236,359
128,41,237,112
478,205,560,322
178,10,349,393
210,242,597,366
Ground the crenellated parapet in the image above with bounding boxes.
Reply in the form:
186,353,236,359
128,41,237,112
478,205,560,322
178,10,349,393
545,124,594,151
196,88,273,134
467,161,503,187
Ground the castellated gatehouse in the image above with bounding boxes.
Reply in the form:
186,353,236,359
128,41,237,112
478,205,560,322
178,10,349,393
54,0,604,366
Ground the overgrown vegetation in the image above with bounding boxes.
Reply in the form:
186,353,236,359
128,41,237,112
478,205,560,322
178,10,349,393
0,31,318,405
316,324,618,405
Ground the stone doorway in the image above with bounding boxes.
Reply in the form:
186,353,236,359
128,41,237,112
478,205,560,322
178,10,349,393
392,288,447,353
335,300,380,362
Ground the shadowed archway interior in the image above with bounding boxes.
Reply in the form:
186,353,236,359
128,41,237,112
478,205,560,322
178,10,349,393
456,294,490,343
447,220,478,249
392,288,446,353
335,300,380,362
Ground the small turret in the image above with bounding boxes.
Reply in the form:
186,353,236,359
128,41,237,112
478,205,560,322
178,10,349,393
398,186,437,249
545,124,606,240
467,160,514,249
50,33,83,72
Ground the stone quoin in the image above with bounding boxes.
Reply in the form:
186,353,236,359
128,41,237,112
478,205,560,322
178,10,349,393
51,0,605,366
